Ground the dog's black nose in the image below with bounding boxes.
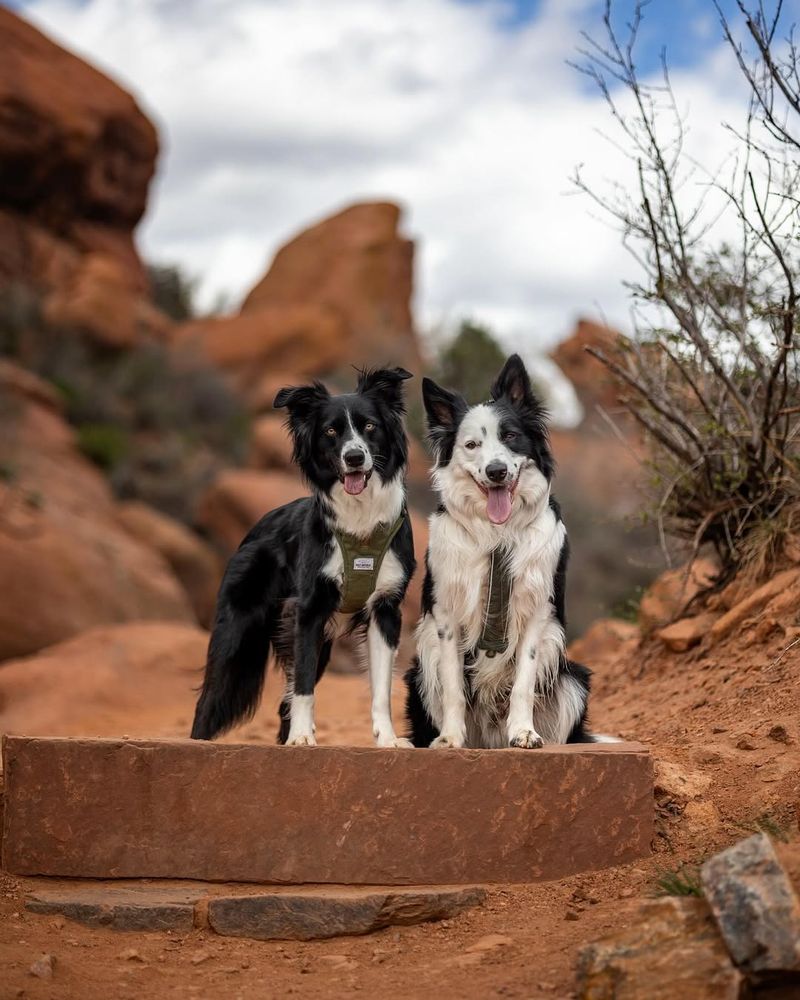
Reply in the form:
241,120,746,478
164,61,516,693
485,461,508,483
344,449,366,468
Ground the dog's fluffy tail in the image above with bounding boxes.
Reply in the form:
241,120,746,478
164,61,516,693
190,539,283,740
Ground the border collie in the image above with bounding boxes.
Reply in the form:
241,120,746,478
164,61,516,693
405,354,596,749
191,367,416,748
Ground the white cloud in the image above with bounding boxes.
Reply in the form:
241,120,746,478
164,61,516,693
20,0,749,357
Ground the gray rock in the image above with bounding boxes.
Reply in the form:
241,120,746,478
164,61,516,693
207,886,486,941
25,882,200,931
701,833,800,975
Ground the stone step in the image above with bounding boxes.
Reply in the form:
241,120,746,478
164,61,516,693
1,736,652,885
23,879,486,940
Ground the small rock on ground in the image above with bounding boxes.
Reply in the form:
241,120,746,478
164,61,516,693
701,833,800,975
576,897,742,1000
29,953,55,979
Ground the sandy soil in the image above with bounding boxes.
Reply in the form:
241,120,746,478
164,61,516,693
1,619,799,999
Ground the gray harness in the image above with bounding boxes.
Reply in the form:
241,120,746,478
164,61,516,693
474,545,513,657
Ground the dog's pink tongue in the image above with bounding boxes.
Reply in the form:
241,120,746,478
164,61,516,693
344,472,367,496
487,485,512,524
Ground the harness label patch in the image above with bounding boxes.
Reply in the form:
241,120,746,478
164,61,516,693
353,557,374,571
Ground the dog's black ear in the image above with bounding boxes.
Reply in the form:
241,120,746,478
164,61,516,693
356,367,413,412
490,354,536,409
273,382,330,414
422,377,467,431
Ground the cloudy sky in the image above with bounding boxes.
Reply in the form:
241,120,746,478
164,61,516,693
10,0,782,353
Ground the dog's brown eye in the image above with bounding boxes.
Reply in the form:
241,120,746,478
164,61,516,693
503,432,517,443
465,441,478,450
325,427,337,437
365,422,376,432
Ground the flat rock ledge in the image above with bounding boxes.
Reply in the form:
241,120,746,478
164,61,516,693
25,881,486,941
2,736,652,885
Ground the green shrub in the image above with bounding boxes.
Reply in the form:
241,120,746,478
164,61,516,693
147,263,197,321
654,865,703,898
435,320,507,405
0,287,249,524
77,423,131,471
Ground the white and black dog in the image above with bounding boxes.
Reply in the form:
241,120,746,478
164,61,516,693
191,367,416,748
405,354,597,749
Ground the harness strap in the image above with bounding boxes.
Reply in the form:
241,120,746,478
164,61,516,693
333,512,405,614
474,545,512,656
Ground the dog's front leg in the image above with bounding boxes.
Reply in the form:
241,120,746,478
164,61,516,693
287,580,339,746
506,609,563,748
367,596,412,749
430,612,466,748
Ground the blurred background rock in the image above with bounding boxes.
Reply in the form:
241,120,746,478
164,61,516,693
0,5,660,701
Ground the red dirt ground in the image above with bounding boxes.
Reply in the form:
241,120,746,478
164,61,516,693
2,607,800,999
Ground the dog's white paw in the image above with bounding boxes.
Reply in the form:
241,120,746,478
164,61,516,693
508,729,543,749
430,733,465,749
286,733,317,747
375,734,414,749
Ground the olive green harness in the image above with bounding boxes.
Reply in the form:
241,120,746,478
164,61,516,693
333,513,405,614
474,545,513,657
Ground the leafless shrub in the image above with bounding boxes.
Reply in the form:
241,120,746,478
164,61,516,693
572,1,800,581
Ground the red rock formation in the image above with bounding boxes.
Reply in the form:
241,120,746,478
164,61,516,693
550,319,627,413
0,8,165,345
117,501,222,628
173,202,422,400
0,361,195,660
196,469,305,552
0,622,208,737
248,415,294,471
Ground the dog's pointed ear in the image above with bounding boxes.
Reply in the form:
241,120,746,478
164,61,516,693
356,367,413,412
273,381,330,415
422,377,467,431
490,354,535,409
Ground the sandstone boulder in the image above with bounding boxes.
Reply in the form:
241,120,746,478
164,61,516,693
567,618,639,666
638,559,718,633
710,568,800,643
0,8,161,333
0,361,194,659
117,501,222,626
43,251,170,347
243,202,420,369
172,202,422,396
196,468,305,552
657,613,717,652
248,414,293,470
246,369,306,414
576,897,743,999
550,319,627,414
172,304,346,389
0,622,207,738
2,737,652,883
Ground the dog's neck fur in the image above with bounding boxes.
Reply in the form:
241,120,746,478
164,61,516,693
432,465,552,552
321,470,406,539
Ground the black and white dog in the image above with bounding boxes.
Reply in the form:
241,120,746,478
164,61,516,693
406,354,597,749
191,367,416,748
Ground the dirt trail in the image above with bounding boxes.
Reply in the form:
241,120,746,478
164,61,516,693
2,609,799,998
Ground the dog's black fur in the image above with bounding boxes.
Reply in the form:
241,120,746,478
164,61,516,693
191,367,415,744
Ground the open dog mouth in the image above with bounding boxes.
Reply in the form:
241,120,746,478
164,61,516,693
471,473,519,525
341,469,373,496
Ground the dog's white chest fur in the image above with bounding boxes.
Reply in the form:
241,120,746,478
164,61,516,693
416,497,568,746
428,499,565,660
